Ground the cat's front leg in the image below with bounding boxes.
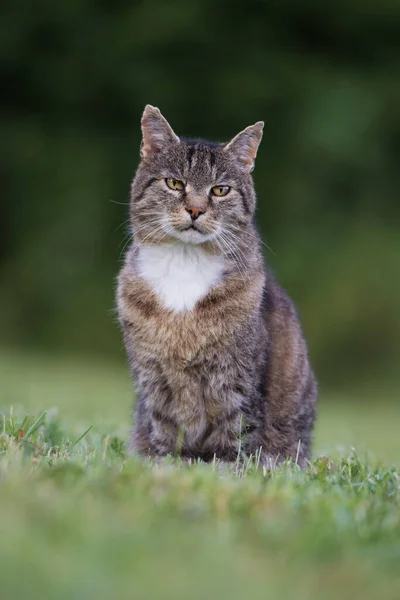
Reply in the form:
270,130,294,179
129,359,179,457
131,395,180,457
201,409,243,463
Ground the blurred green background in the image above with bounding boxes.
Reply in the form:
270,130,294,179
1,1,399,458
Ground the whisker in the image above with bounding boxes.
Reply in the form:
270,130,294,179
114,218,131,234
223,229,252,254
225,234,251,278
222,230,258,272
109,199,130,206
119,233,133,259
119,219,167,259
215,231,248,280
219,230,248,267
132,219,166,238
132,211,167,219
134,225,168,250
161,225,184,246
228,224,276,256
131,218,171,236
118,227,135,250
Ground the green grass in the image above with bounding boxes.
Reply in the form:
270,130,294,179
1,350,399,600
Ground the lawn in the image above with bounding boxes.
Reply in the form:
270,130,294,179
1,350,399,600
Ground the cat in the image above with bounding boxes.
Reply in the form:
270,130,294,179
117,105,317,467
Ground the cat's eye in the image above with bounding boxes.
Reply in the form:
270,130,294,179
211,185,231,197
165,178,184,191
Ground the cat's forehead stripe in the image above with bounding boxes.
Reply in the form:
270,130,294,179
186,144,196,170
182,142,225,182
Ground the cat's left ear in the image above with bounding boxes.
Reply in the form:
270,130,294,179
223,122,264,173
140,105,180,159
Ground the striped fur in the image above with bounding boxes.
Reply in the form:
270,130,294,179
117,106,317,467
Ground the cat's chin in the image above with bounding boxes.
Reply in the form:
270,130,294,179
170,228,215,245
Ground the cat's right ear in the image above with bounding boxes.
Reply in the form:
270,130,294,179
223,121,264,173
140,105,180,159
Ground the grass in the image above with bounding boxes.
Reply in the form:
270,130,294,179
1,349,399,600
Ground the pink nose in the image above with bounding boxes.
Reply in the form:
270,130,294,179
186,207,205,221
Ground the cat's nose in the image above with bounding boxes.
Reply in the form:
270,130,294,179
186,207,205,221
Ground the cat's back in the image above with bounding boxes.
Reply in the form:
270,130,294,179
261,271,317,429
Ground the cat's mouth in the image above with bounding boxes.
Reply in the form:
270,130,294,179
179,222,205,235
169,222,216,245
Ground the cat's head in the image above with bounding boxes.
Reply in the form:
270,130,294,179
130,105,263,246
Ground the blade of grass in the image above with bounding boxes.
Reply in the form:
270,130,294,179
71,425,93,448
18,416,29,436
21,411,47,441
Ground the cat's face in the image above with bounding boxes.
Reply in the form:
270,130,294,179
130,106,263,247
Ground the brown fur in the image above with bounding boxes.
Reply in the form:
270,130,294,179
117,105,317,467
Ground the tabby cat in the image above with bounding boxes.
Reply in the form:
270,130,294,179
117,105,317,467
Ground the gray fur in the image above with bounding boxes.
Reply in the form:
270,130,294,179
117,105,317,467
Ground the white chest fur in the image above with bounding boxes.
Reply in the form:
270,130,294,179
137,243,225,312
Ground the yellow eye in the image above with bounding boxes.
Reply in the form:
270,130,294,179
211,185,230,197
165,178,184,191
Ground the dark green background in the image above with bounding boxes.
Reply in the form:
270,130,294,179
1,0,399,388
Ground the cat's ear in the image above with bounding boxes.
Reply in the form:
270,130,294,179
140,105,180,159
223,122,264,173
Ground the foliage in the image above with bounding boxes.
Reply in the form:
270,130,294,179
1,351,399,599
0,407,399,600
1,1,400,383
